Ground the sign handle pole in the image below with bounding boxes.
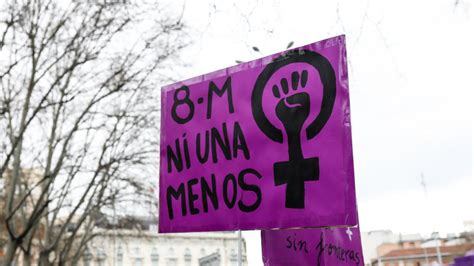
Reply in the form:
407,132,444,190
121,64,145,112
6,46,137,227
238,230,242,266
435,235,442,264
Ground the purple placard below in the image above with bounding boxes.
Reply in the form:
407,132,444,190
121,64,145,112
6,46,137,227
454,255,474,266
261,226,364,266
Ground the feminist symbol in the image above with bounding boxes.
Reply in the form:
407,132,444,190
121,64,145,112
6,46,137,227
251,50,336,209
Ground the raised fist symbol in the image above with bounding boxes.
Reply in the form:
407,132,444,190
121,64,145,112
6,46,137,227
273,70,310,162
274,71,310,154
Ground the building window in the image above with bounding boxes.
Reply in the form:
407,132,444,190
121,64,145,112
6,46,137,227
184,248,192,265
83,247,92,266
134,258,143,266
96,246,107,266
151,247,159,266
117,246,123,266
133,246,143,266
230,248,238,266
167,248,177,266
230,248,237,259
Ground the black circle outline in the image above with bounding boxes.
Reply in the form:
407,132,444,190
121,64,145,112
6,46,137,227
251,50,337,143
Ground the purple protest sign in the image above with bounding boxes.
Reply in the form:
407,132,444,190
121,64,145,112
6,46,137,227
261,227,364,266
159,35,357,233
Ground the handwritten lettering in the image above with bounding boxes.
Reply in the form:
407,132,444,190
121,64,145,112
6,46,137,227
167,121,250,173
166,168,262,220
315,232,361,265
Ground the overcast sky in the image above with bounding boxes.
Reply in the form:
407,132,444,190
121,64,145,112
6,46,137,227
163,0,473,264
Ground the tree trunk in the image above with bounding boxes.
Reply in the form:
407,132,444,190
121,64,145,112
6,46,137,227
23,252,32,266
38,251,51,266
2,240,18,266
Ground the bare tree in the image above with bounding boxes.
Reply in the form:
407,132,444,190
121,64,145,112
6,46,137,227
0,0,186,265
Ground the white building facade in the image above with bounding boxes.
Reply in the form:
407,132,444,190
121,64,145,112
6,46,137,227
80,229,247,266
